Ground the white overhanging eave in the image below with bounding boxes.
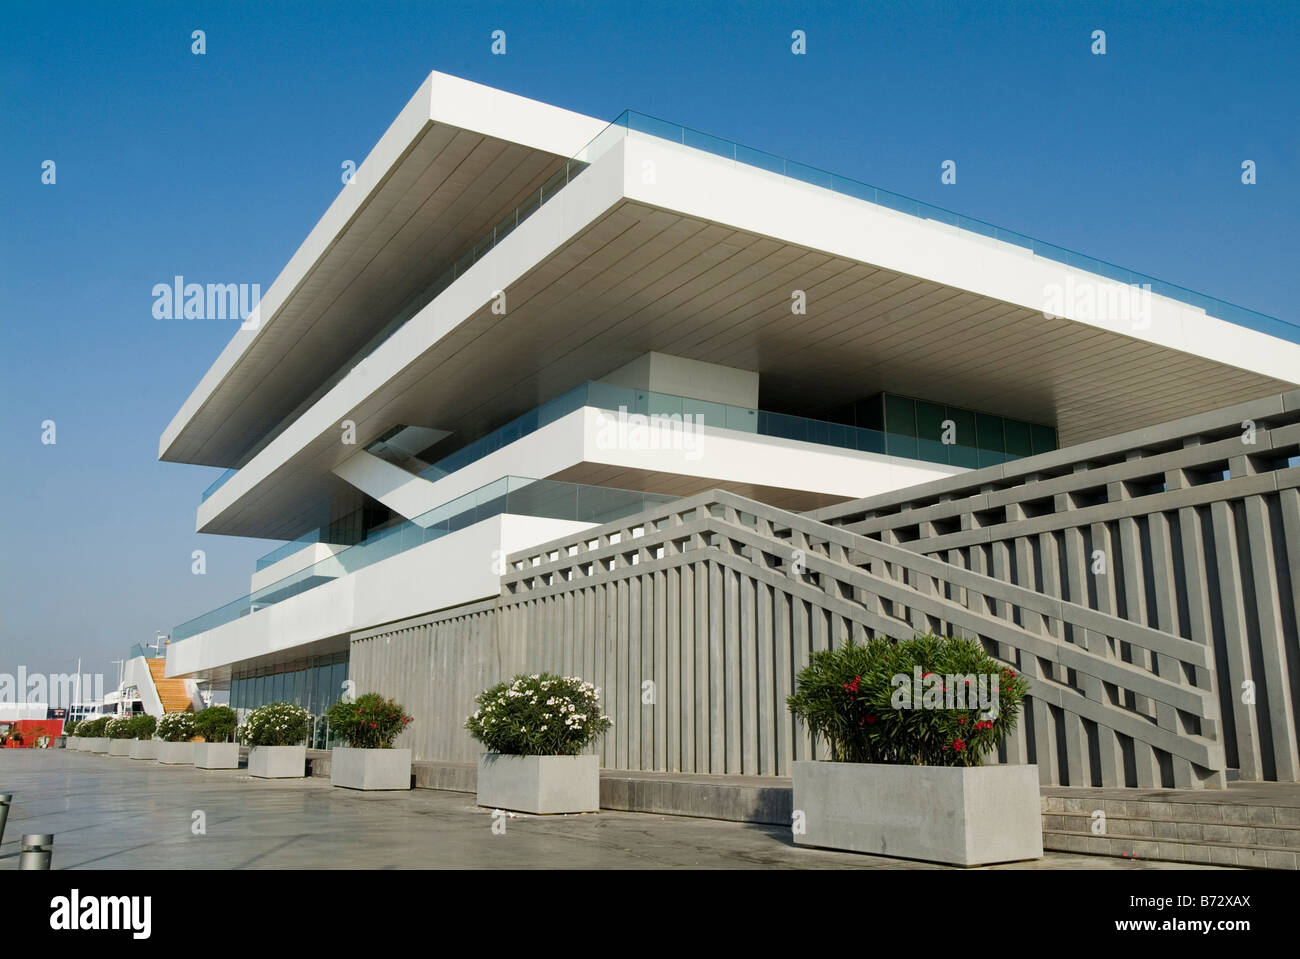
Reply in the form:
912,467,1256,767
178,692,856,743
158,70,607,466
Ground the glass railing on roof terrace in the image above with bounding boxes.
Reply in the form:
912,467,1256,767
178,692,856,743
172,476,674,642
606,109,1299,345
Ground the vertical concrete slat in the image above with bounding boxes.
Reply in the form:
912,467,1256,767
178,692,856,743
774,586,793,776
653,567,668,771
681,563,696,773
1243,493,1300,780
666,566,680,772
725,566,742,774
1211,500,1263,781
708,560,725,774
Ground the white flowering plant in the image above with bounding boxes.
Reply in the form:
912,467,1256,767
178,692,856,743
105,717,135,740
156,711,196,743
240,702,310,747
465,673,612,756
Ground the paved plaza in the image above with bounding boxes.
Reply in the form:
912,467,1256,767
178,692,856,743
0,751,1226,870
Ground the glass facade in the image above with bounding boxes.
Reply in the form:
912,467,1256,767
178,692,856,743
229,652,347,714
405,380,1058,489
836,393,1057,470
229,651,349,750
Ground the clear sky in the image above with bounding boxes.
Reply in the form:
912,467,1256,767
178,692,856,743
2,0,1296,694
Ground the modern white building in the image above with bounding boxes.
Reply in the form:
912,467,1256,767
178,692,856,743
161,72,1300,764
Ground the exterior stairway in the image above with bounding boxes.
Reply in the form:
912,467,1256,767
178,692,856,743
487,488,1225,789
147,659,192,713
1042,784,1300,868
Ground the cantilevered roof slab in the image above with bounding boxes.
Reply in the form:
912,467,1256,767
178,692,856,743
189,123,1300,541
159,72,607,468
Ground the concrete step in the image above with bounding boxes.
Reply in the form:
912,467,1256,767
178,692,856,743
1042,788,1300,869
1043,826,1298,869
303,757,1300,868
1044,811,1300,846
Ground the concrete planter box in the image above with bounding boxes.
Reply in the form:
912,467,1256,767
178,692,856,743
107,739,133,756
88,738,110,753
248,745,306,779
792,761,1043,866
193,743,240,770
68,738,83,751
330,747,412,790
128,740,157,760
477,753,600,814
155,741,196,765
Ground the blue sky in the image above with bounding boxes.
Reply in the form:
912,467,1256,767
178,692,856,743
1,0,1296,692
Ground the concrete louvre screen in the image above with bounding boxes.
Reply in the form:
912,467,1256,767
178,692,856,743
812,388,1300,786
345,394,1300,790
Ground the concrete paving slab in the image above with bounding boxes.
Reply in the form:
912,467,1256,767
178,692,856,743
0,753,1227,870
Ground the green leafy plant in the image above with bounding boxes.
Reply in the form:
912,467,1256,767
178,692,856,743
78,716,111,737
64,719,80,737
156,712,196,743
326,693,413,749
240,702,310,746
194,705,238,743
106,717,135,740
465,673,612,756
786,634,1028,767
129,714,158,741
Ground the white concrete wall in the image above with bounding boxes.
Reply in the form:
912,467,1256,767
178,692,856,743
122,656,163,716
618,131,1300,385
167,513,596,680
326,404,961,523
196,125,1300,535
162,72,605,461
598,352,760,408
195,136,631,533
580,407,961,499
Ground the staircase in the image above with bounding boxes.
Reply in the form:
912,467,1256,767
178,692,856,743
147,659,192,713
495,488,1224,788
1042,786,1300,868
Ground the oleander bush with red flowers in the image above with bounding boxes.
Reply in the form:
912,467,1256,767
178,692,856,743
325,693,413,749
787,633,1028,766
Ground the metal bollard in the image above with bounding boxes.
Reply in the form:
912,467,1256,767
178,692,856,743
0,794,10,845
19,834,53,870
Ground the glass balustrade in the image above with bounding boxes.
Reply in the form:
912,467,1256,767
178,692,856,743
172,477,674,642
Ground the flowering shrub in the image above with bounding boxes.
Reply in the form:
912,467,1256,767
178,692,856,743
78,717,110,737
194,705,238,743
240,702,310,747
64,720,80,737
156,712,196,743
326,693,412,749
786,634,1028,767
129,714,158,741
106,717,135,740
465,673,612,756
